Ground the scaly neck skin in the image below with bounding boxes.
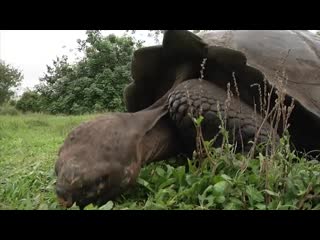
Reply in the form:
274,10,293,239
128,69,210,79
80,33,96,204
139,116,180,165
120,114,179,189
132,85,181,165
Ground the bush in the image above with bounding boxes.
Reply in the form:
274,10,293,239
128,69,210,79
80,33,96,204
8,99,17,107
0,104,20,115
0,61,23,105
34,31,142,115
16,90,42,113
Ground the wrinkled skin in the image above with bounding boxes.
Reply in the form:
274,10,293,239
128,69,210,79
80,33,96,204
55,101,180,209
168,79,278,156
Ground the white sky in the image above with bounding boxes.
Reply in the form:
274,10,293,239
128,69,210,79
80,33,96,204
0,30,156,95
0,30,318,95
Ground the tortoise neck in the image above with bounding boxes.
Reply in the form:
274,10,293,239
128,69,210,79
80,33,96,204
139,115,180,165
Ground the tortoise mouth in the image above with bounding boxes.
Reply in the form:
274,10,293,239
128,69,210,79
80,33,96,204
56,178,117,209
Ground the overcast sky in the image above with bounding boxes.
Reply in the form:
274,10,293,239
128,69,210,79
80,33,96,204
0,30,156,95
0,30,318,95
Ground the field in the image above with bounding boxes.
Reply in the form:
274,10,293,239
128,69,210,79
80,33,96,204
0,114,95,210
1,114,320,210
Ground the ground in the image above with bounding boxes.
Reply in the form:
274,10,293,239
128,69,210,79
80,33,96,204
1,114,320,210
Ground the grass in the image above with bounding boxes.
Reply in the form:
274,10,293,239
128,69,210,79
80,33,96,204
0,113,96,210
0,104,20,116
1,113,320,210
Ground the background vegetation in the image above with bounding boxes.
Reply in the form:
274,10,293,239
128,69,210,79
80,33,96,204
14,31,143,114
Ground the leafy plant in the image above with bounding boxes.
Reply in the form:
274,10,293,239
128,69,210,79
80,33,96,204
30,31,142,114
0,61,23,105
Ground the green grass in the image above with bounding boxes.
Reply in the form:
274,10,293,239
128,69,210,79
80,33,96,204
1,114,320,210
0,114,96,210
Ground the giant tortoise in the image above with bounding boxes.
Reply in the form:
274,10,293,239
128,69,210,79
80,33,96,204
55,30,320,209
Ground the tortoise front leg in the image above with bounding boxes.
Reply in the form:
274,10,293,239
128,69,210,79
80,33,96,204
168,79,278,156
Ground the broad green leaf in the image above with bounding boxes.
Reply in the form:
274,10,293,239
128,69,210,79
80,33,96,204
166,165,174,177
174,166,186,186
155,188,176,202
186,175,197,186
230,197,243,206
213,181,228,194
202,185,215,196
137,178,155,193
158,178,176,190
155,167,165,177
221,174,232,182
38,203,49,210
193,115,204,126
225,203,239,210
216,195,226,204
255,203,267,210
246,186,264,203
263,189,280,197
85,204,98,210
99,201,114,210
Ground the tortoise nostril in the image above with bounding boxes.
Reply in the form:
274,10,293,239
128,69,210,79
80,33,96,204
56,185,74,208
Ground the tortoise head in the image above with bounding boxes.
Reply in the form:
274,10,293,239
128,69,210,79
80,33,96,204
54,105,172,209
54,115,140,209
55,152,123,209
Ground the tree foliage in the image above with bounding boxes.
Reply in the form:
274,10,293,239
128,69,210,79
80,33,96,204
0,61,23,105
16,90,42,113
29,30,142,114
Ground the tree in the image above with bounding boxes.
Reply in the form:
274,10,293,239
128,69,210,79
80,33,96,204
35,30,141,114
16,90,42,113
0,61,23,105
